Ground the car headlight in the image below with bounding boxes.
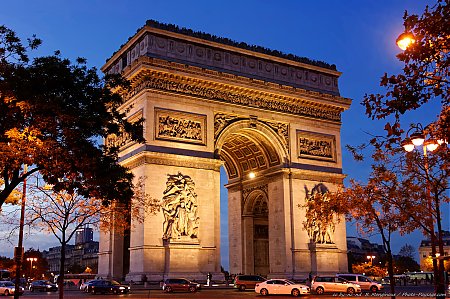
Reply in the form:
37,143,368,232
119,286,125,290
47,285,52,288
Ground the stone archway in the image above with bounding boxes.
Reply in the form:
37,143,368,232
246,189,269,276
98,22,351,282
215,118,288,277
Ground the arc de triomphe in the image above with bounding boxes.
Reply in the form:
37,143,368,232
98,21,351,282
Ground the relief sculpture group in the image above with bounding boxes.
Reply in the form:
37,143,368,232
162,172,199,240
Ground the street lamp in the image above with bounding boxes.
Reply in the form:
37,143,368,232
367,255,375,266
401,123,447,292
396,32,415,50
26,257,37,278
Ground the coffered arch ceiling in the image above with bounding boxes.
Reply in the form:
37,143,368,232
216,121,286,180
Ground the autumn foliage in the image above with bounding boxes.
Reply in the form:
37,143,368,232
0,25,144,208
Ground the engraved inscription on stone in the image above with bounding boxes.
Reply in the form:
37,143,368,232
155,108,206,145
297,130,336,162
162,172,199,240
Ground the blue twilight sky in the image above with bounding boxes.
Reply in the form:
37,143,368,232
1,0,448,268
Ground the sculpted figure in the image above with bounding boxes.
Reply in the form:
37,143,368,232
305,184,335,244
162,172,199,240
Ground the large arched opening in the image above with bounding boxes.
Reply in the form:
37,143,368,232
215,119,288,276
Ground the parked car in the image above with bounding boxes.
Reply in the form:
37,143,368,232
337,273,383,293
29,280,58,292
80,280,102,292
0,281,24,296
162,278,201,293
311,276,361,295
233,274,266,291
86,280,130,295
255,279,310,297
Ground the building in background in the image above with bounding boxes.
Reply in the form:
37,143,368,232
43,227,98,274
347,237,385,266
418,230,450,271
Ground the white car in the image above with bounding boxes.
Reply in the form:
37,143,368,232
312,276,361,295
0,281,24,296
255,279,310,297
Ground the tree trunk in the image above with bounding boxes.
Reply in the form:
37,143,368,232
386,249,396,299
435,194,446,298
58,242,66,299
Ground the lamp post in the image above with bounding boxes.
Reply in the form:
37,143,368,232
401,123,446,295
26,257,37,279
14,165,27,299
367,255,375,266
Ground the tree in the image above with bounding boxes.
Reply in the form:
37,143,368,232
18,175,159,299
352,263,387,278
0,25,145,208
398,244,416,259
393,256,420,274
345,142,448,297
0,256,14,272
304,148,422,299
363,0,449,143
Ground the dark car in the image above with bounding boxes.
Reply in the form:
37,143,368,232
87,279,130,295
162,278,201,293
29,280,58,292
234,275,266,291
80,279,103,292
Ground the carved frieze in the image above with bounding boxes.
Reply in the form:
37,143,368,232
297,130,336,162
155,108,206,145
133,75,341,122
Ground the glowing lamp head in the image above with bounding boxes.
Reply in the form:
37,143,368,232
401,138,415,152
396,32,415,50
248,172,256,179
424,139,439,152
410,131,425,146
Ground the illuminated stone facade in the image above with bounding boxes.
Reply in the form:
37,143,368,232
98,22,351,281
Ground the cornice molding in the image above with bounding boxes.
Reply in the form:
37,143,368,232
125,56,351,109
124,64,349,123
120,151,223,171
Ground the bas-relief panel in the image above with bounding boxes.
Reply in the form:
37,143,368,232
296,130,336,162
161,172,199,241
155,108,206,145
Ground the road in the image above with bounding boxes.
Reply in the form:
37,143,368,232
17,284,444,299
